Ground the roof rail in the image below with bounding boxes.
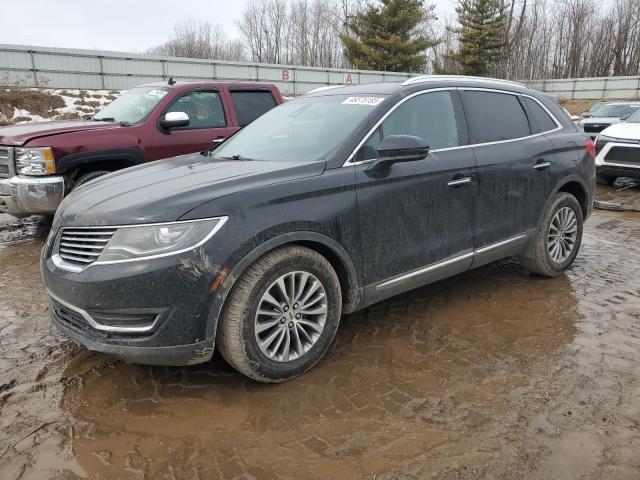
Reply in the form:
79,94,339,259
402,75,528,89
305,85,344,95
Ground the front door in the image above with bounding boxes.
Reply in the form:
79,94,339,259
354,90,478,298
145,89,237,161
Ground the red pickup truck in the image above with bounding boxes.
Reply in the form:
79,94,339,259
0,81,284,217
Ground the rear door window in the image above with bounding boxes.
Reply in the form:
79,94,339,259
461,91,531,144
230,90,278,127
523,97,558,133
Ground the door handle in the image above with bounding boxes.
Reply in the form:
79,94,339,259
533,160,551,170
212,137,225,144
447,177,472,187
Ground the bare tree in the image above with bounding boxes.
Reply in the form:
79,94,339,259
147,20,246,61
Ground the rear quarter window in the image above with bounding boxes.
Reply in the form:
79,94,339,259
461,91,531,144
523,97,558,133
230,90,278,127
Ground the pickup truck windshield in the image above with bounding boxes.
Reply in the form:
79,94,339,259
214,94,385,163
93,86,169,124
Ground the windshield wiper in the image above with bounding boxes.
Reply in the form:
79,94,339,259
93,117,114,122
220,155,252,161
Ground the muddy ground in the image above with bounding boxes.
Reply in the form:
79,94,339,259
1,184,639,480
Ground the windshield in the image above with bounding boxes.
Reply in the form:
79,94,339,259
93,86,169,124
213,94,385,163
594,104,640,118
627,109,640,123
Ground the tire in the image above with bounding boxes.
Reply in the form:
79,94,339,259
74,170,110,189
216,245,342,383
596,174,616,186
519,192,584,277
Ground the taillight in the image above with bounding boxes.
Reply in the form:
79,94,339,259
585,138,596,158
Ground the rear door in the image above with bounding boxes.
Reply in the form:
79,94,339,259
354,89,478,296
146,89,237,160
460,89,556,252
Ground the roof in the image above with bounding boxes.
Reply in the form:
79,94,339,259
137,80,278,90
304,75,532,98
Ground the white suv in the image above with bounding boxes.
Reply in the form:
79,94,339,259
595,108,640,185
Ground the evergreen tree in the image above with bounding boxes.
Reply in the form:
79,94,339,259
447,0,508,76
340,0,439,72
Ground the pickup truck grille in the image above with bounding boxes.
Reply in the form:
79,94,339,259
604,145,640,166
0,146,15,179
583,123,610,134
55,227,117,267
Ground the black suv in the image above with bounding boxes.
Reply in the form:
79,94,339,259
42,76,595,382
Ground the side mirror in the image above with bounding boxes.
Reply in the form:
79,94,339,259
159,111,189,131
580,112,592,118
366,135,429,175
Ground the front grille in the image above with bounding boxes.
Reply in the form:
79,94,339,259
583,124,609,134
55,227,118,267
0,146,15,179
604,145,640,166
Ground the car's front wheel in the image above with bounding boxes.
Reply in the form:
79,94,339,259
519,192,584,277
216,245,342,382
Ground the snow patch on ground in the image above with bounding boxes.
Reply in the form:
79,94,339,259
4,89,121,125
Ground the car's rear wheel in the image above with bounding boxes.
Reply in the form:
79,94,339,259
216,245,342,382
519,192,583,277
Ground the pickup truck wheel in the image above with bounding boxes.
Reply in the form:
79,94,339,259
519,192,583,277
74,170,110,189
216,245,342,383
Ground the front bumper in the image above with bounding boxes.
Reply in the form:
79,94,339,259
52,309,215,365
42,238,227,366
0,175,64,217
595,141,640,178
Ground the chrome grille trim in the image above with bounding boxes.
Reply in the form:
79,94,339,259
53,227,118,270
0,146,16,179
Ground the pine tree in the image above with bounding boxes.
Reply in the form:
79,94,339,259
447,0,508,76
340,0,439,73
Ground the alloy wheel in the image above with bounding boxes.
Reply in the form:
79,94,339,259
548,206,578,264
254,271,328,362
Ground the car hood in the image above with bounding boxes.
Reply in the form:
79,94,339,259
0,120,120,146
599,122,640,141
581,116,621,125
55,154,327,227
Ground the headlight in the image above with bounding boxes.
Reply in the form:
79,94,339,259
595,134,613,153
16,147,56,175
96,217,227,263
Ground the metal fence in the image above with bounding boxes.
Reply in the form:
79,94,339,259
527,76,640,100
2,43,640,99
0,44,412,95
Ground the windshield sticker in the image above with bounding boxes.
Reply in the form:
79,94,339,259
148,89,168,98
342,96,385,106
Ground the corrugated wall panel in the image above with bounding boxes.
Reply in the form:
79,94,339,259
2,44,640,100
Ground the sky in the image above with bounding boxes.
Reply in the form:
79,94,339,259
0,0,457,53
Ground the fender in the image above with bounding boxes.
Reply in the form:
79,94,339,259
204,230,363,339
56,148,145,174
551,174,592,216
529,173,591,242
